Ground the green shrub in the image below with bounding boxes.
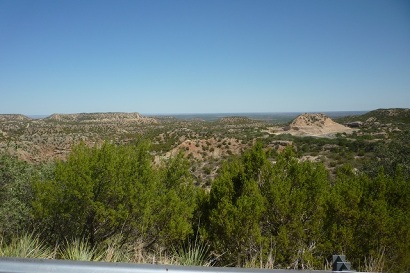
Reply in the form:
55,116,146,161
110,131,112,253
0,154,34,239
33,141,197,248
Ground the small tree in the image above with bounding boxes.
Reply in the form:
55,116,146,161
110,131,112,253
0,153,34,240
33,141,197,250
207,143,267,266
153,152,197,246
261,147,329,269
33,141,157,246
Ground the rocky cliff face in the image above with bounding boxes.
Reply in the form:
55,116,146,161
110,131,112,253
284,113,354,136
290,113,337,128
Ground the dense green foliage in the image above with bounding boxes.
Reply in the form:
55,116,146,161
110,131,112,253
1,140,409,272
363,130,410,179
0,154,34,239
32,140,197,248
207,144,266,265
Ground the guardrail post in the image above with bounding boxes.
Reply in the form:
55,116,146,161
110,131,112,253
332,255,352,272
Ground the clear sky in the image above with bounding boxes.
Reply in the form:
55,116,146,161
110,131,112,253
1,0,409,115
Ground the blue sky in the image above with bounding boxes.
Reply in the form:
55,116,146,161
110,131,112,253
1,0,409,115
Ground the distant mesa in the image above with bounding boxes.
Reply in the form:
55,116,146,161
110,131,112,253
359,108,410,124
374,108,410,117
45,112,157,124
0,114,31,122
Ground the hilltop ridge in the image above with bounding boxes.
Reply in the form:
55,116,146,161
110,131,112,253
0,114,31,122
337,108,410,124
45,112,157,124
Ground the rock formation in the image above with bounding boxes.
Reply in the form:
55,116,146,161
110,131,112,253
282,113,355,137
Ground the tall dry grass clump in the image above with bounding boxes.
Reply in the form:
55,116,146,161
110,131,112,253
173,237,211,266
362,248,385,273
0,233,54,259
60,239,98,261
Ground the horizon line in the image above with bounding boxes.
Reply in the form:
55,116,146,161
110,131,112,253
3,109,375,118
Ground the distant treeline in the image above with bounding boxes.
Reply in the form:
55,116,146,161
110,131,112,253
150,111,368,122
0,138,409,272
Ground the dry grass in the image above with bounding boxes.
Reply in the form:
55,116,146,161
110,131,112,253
60,239,97,261
0,233,54,259
244,249,276,269
173,238,211,266
362,248,385,273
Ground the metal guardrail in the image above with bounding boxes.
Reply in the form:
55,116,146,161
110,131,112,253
0,257,331,273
